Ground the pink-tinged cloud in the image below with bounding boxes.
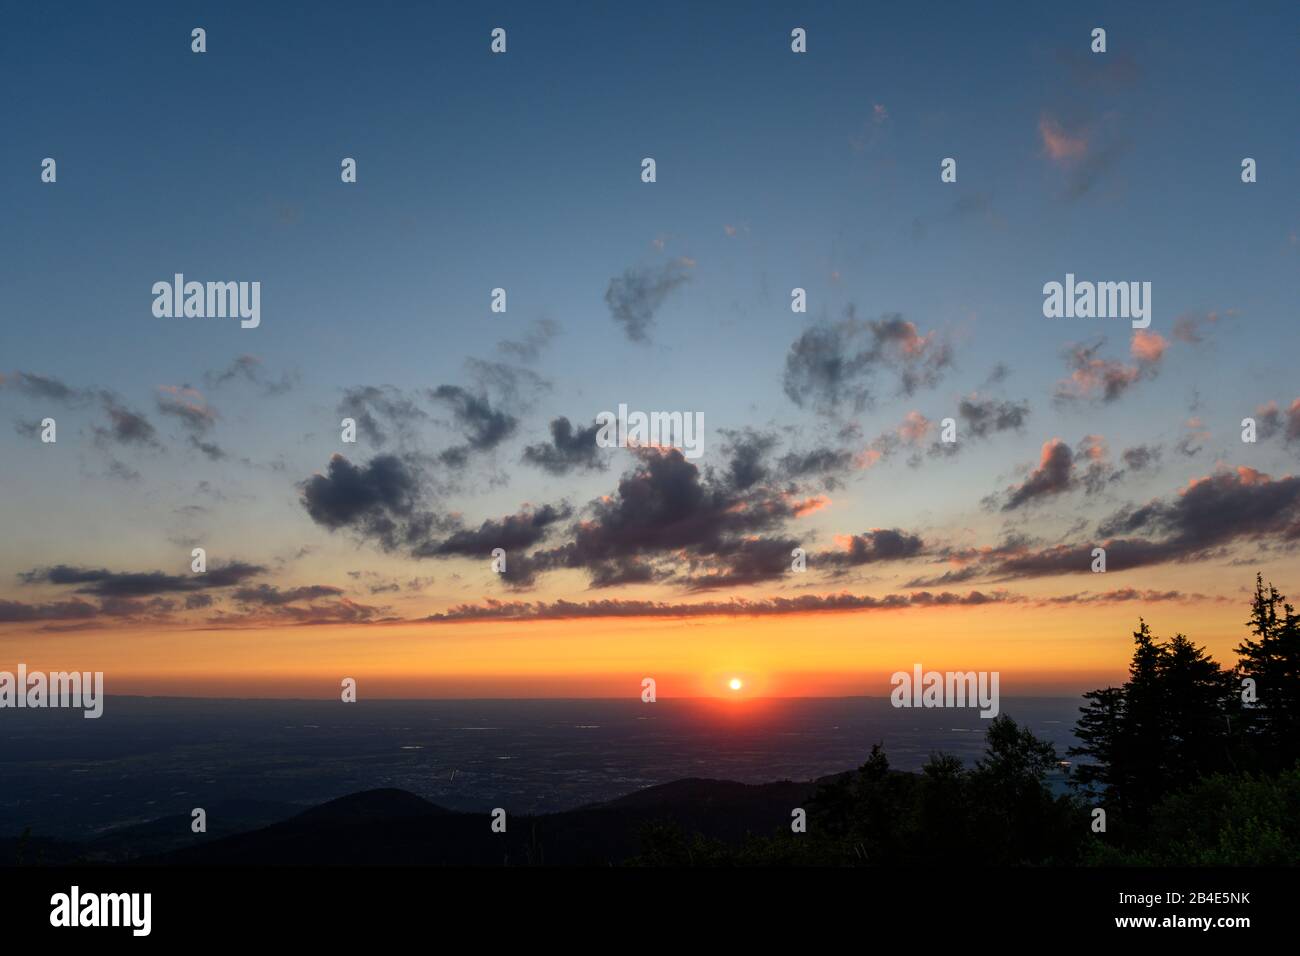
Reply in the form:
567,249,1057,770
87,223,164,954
790,494,831,517
897,410,932,444
1038,115,1087,162
1130,330,1168,363
1079,434,1108,462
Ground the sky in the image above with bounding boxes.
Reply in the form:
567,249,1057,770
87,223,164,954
1,1,1298,698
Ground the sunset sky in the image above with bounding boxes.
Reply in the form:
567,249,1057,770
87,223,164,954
2,1,1297,698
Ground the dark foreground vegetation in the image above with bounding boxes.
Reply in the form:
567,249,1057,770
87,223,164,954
636,573,1300,865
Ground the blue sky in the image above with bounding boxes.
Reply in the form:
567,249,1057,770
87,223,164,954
1,1,1298,683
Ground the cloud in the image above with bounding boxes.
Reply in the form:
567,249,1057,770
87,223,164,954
719,428,779,490
821,529,926,568
522,417,607,475
778,446,856,488
1121,443,1162,473
1171,310,1230,344
605,259,693,343
1002,439,1075,510
412,503,572,559
298,453,428,551
93,397,161,447
954,395,1030,441
1038,111,1130,200
204,355,298,395
871,396,1028,468
429,384,518,463
189,436,228,461
1254,398,1300,444
424,589,1020,623
337,385,428,448
920,466,1300,585
497,318,560,364
1053,336,1161,404
1043,588,1222,606
1039,115,1088,161
231,584,346,605
207,594,385,627
910,192,998,241
1,372,166,451
1175,417,1212,458
1129,330,1168,363
19,561,266,597
680,536,803,590
784,309,953,414
0,598,101,623
156,385,217,434
513,446,830,590
1,371,95,405
298,453,568,577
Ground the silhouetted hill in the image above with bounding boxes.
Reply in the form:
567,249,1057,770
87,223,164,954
1,798,303,865
290,788,446,825
133,776,834,866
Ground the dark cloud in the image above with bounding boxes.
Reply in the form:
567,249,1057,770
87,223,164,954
1120,443,1162,472
204,354,297,395
1002,439,1074,510
461,358,550,407
413,504,572,559
1254,399,1300,445
298,453,428,551
605,259,692,343
424,589,1020,623
94,398,160,448
232,584,346,605
497,318,560,364
429,385,517,453
0,598,100,623
919,466,1300,585
19,561,265,597
1043,588,1220,606
820,529,926,568
337,385,428,448
189,436,228,461
778,447,856,488
783,309,952,414
958,395,1029,439
522,417,606,475
681,536,802,590
509,447,823,590
719,428,778,490
205,597,385,627
2,371,94,404
298,453,567,574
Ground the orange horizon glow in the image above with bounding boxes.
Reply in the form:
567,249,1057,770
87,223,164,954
0,595,1253,699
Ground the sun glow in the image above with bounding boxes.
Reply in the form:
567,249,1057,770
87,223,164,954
728,678,743,691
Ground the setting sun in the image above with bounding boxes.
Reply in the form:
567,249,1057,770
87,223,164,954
728,678,743,691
